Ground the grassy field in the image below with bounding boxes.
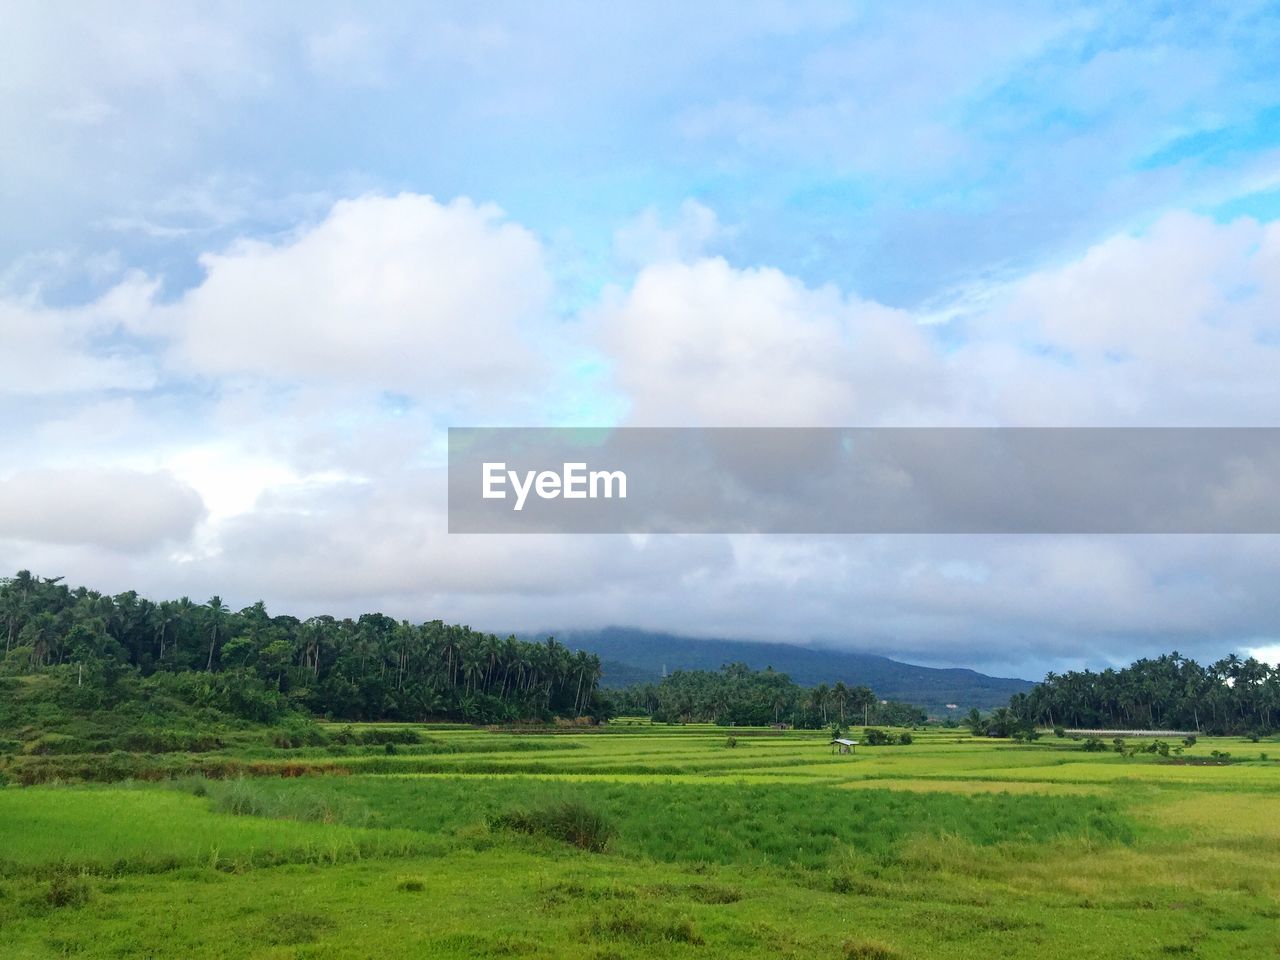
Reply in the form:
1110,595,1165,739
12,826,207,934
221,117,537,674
2,724,1278,958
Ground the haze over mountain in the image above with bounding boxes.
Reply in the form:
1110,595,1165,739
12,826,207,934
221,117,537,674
551,627,1033,713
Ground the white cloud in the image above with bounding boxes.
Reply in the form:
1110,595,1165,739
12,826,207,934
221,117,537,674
0,468,203,552
0,274,159,395
597,212,1280,429
597,257,946,426
953,212,1280,425
169,193,554,403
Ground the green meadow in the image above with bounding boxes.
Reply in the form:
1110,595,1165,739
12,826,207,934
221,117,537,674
2,724,1279,959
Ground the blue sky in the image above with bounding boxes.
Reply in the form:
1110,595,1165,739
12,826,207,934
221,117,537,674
4,2,1280,677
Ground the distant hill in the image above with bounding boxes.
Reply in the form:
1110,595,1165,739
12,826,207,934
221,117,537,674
551,627,1032,713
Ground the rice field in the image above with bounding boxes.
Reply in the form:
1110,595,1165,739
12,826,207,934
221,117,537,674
1,723,1278,958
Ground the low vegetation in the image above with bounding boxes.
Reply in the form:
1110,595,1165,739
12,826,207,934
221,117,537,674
2,719,1279,958
489,800,618,852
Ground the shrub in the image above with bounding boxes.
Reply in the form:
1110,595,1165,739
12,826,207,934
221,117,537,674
1053,725,1066,738
489,800,616,852
1182,735,1197,747
897,732,913,745
268,723,330,749
45,873,93,909
1082,737,1106,752
328,726,420,747
862,728,892,746
723,736,737,748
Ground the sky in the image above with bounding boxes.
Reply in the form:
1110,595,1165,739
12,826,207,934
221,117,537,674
4,1,1280,679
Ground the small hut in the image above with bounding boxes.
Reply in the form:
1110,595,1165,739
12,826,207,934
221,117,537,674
830,737,857,755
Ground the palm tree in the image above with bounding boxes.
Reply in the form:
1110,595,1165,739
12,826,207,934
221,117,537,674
205,596,228,670
833,681,849,725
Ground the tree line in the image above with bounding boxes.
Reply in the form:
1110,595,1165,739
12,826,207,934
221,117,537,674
0,571,605,724
611,663,926,728
1009,651,1280,735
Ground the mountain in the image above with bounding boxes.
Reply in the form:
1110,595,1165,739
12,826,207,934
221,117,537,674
551,627,1033,713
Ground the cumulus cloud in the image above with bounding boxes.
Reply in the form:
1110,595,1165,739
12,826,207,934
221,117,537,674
0,274,159,396
169,193,554,403
596,212,1280,429
0,468,204,552
598,257,945,426
952,212,1280,425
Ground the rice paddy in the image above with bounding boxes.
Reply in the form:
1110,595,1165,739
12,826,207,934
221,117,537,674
1,723,1278,958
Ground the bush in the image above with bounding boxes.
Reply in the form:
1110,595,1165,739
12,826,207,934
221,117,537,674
489,800,616,852
116,730,223,753
1053,725,1066,738
327,726,420,747
862,728,892,746
22,732,90,755
1082,737,1106,752
268,723,330,749
897,732,913,745
45,873,93,908
723,736,737,749
1182,735,1197,747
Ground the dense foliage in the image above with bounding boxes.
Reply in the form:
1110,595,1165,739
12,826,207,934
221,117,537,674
0,571,605,724
610,663,926,728
1011,651,1280,735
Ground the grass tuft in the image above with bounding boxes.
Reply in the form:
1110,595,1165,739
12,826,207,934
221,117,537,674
843,938,900,960
586,910,703,945
489,800,617,852
45,872,93,908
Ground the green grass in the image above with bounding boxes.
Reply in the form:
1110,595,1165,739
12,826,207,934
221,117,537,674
2,723,1280,958
183,774,1133,868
